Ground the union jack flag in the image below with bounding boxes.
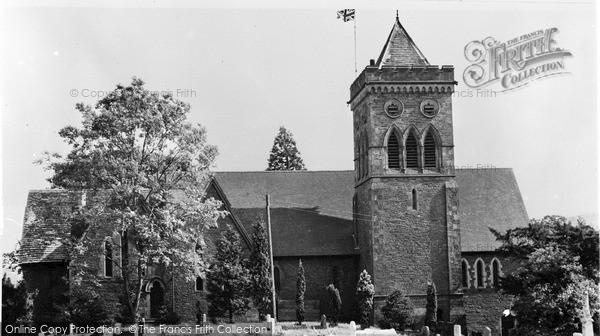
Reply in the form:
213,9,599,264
337,9,355,22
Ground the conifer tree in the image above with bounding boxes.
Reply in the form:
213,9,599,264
249,220,273,321
296,259,306,325
206,227,251,323
356,269,375,327
424,281,437,328
379,289,414,331
266,126,307,171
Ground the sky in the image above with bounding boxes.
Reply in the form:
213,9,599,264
1,0,598,255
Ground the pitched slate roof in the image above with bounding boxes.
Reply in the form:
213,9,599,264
376,17,429,67
455,168,529,251
19,190,84,264
19,169,528,263
214,171,357,257
215,169,529,254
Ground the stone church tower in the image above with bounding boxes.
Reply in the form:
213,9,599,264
349,16,463,323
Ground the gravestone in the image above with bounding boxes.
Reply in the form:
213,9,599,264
482,327,491,336
321,315,327,329
349,321,356,336
453,325,461,336
421,326,430,336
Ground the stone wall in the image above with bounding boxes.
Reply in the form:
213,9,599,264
461,252,520,336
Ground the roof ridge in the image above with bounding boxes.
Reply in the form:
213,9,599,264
214,170,354,174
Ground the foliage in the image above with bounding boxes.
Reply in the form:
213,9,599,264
206,227,252,323
424,281,437,328
156,305,181,325
266,126,306,171
326,284,342,326
2,243,21,273
55,285,112,327
493,215,599,335
38,77,225,321
379,289,414,332
296,259,306,325
249,220,273,321
2,274,29,334
355,269,375,328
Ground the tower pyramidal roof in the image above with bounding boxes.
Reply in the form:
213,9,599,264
376,14,429,67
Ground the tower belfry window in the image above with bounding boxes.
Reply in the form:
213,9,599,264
424,132,437,169
405,133,418,169
387,132,400,170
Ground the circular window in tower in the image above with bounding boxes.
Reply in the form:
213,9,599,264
420,99,439,118
384,99,403,118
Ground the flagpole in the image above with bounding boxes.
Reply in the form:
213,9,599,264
353,14,357,75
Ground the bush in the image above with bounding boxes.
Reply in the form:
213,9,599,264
156,305,181,325
379,289,414,331
326,284,342,326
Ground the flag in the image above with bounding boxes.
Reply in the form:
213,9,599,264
337,9,355,22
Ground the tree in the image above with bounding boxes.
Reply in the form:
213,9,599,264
379,289,414,332
2,274,29,335
38,77,225,322
296,259,306,325
492,215,599,335
424,281,437,328
249,220,273,321
206,227,251,323
326,284,342,326
355,269,375,328
266,126,306,171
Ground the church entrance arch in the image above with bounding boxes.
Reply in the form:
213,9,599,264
148,279,165,318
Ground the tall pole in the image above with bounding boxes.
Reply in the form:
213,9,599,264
266,194,277,321
353,14,357,75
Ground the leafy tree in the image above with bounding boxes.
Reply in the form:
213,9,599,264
38,77,225,322
355,269,375,328
296,259,306,325
266,126,306,171
379,289,414,332
249,220,273,321
424,281,437,328
206,227,251,323
2,274,28,335
326,284,342,326
492,215,599,335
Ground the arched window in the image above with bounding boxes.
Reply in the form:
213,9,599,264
423,131,437,169
411,188,418,210
475,259,485,288
387,132,400,170
274,266,281,292
491,259,501,287
405,133,418,169
104,241,113,277
461,259,469,288
357,135,363,178
363,136,369,177
195,277,204,291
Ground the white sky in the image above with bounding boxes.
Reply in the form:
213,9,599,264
0,0,598,252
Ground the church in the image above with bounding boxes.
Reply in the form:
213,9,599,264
18,16,528,336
